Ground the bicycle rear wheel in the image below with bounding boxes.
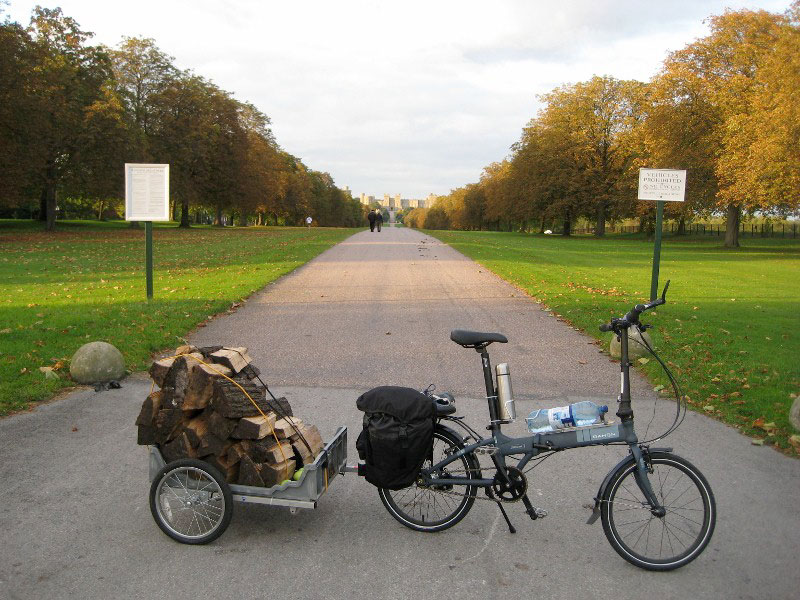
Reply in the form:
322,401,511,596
379,426,479,532
601,452,715,570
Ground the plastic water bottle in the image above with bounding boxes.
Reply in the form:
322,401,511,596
526,400,608,434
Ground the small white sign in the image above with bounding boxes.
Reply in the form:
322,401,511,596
125,163,170,221
638,168,686,202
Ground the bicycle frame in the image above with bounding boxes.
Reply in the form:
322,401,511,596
419,324,664,513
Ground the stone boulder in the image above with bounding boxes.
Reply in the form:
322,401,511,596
70,341,126,384
790,396,800,432
609,328,654,361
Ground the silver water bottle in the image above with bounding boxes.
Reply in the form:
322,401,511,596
495,363,516,423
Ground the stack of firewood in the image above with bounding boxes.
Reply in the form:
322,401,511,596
136,344,324,487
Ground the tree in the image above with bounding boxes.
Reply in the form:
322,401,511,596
715,5,800,226
15,7,118,230
108,37,177,162
538,76,645,236
651,8,789,246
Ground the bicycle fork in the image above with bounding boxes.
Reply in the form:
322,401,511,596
630,445,666,517
586,444,668,525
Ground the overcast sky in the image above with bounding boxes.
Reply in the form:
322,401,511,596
5,0,791,198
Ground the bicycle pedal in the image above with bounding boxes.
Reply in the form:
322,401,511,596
527,506,548,520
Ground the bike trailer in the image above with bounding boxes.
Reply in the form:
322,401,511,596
148,426,348,543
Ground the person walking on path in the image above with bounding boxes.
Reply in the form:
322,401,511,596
368,209,376,232
376,210,383,232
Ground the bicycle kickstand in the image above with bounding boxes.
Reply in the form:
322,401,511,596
495,501,516,534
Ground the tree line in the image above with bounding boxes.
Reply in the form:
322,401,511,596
406,4,799,247
0,6,363,230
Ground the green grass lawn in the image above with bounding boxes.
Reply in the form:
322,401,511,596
427,230,800,455
0,220,358,415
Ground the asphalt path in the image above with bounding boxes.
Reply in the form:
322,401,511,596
1,225,798,599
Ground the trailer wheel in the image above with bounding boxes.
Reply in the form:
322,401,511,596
149,459,233,544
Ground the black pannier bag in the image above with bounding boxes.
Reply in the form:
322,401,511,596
356,386,435,490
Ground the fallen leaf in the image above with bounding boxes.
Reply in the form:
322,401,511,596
751,438,765,446
71,426,78,432
703,405,715,412
637,358,649,365
789,435,800,450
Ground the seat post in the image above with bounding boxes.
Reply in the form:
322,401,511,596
478,347,500,430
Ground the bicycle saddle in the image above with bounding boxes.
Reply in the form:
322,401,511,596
450,329,508,348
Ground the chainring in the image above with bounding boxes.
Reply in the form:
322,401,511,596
491,466,527,502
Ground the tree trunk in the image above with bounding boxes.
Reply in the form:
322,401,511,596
239,210,248,227
44,182,57,232
562,210,572,236
594,202,606,237
724,204,741,248
39,188,47,221
215,205,224,227
179,197,190,228
677,217,686,235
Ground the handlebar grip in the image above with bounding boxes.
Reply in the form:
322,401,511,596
599,323,613,332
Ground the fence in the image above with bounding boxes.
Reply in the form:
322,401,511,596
570,223,799,238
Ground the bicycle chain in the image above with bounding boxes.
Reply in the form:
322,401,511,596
421,466,526,504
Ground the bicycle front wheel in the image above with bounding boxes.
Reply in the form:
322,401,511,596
601,452,715,570
379,426,479,532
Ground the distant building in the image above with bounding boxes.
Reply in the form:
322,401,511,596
357,192,436,209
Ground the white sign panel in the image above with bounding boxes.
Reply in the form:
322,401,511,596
125,163,170,221
638,168,686,202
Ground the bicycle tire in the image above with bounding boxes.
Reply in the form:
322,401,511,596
379,426,479,532
149,458,233,544
601,452,715,570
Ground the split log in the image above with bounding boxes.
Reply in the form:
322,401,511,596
264,396,293,418
273,417,303,439
260,458,296,486
206,409,238,440
135,391,162,426
183,414,208,448
154,408,184,444
291,440,314,467
238,364,261,380
161,432,196,462
290,424,324,465
203,453,239,483
209,379,268,418
198,345,224,358
137,425,157,445
175,344,199,356
195,433,229,458
237,455,265,487
231,413,277,440
183,362,232,411
148,357,175,388
227,442,250,463
244,439,293,464
210,347,252,374
161,355,202,408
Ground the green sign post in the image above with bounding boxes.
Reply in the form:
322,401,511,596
145,221,154,299
649,201,665,301
124,164,170,300
638,169,686,301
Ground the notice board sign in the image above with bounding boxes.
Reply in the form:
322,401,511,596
125,163,169,221
638,168,686,202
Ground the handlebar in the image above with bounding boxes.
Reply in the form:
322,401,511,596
600,280,670,333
